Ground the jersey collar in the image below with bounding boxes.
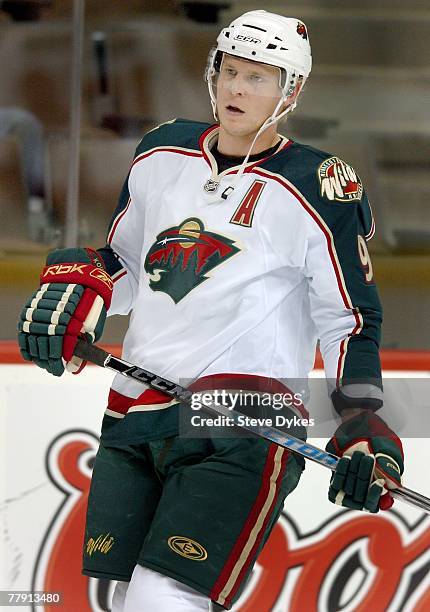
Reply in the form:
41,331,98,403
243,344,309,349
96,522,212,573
198,124,291,181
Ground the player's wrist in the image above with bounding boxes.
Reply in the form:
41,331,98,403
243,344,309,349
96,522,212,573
340,407,373,423
331,385,383,416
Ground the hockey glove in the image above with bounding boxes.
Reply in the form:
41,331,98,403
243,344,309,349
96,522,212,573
17,248,112,376
326,411,403,513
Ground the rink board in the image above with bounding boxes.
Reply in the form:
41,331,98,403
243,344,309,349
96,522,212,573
1,352,430,612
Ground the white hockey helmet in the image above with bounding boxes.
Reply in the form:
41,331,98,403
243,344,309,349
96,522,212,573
205,10,312,120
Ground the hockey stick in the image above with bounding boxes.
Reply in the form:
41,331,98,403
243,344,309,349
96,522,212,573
74,339,430,514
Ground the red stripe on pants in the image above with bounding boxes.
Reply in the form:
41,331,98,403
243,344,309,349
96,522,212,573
210,444,289,607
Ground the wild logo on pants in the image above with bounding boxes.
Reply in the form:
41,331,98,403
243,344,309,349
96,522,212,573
85,533,115,556
168,535,208,561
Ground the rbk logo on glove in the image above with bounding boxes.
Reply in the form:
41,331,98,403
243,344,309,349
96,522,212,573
43,263,88,276
42,264,113,291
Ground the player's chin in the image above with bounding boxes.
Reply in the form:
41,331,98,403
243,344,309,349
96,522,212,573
219,115,257,136
219,112,245,127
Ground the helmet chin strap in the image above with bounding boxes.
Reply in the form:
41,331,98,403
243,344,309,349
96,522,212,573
220,96,295,200
208,76,218,121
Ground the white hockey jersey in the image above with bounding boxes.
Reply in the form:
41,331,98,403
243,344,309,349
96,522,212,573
98,119,382,443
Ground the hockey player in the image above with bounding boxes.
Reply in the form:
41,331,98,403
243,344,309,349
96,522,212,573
18,10,404,611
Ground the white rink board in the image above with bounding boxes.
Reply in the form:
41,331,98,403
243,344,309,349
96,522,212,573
1,364,429,612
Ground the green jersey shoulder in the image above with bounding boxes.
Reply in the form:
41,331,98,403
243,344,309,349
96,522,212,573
262,142,375,240
135,118,211,156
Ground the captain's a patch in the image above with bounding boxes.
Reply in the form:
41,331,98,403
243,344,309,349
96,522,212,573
318,157,363,203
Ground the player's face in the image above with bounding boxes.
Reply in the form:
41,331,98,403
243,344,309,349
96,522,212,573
216,55,283,142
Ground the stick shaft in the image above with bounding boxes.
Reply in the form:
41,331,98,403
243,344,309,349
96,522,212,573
75,339,430,513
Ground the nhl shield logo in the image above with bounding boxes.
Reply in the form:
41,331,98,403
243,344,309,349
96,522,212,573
203,179,220,193
318,156,363,202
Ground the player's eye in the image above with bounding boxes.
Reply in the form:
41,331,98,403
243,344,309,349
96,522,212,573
249,74,264,83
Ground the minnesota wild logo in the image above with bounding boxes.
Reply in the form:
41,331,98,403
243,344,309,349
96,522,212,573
144,218,240,303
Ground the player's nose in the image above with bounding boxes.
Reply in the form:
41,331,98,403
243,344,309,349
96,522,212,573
229,75,247,96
